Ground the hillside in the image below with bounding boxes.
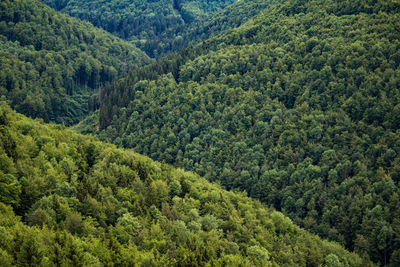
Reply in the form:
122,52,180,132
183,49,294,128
0,0,149,125
41,0,239,57
0,103,366,266
86,0,400,264
175,0,277,54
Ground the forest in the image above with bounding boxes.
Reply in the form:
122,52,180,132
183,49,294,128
0,0,148,125
0,103,366,266
0,0,399,265
41,0,239,57
85,0,400,265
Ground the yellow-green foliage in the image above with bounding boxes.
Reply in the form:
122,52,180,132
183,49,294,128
95,0,400,264
0,103,365,265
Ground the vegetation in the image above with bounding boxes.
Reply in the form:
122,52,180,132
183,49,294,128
41,0,240,57
0,103,365,266
176,0,277,54
0,0,148,125
90,0,400,264
2,0,400,264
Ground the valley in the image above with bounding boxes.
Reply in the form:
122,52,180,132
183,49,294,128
0,0,399,265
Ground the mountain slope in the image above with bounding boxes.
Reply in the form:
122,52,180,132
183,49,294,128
0,0,149,125
0,103,366,266
175,0,277,54
41,0,239,57
87,0,400,264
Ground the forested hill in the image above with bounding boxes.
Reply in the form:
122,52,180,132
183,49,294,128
0,0,149,125
84,0,400,264
172,0,277,55
41,0,239,57
0,103,366,266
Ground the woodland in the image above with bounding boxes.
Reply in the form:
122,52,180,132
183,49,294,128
0,103,365,265
0,0,148,124
0,0,399,265
87,0,400,264
42,0,238,57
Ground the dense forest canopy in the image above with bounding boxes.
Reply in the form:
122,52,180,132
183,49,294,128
176,0,277,52
41,0,243,57
0,0,149,125
2,0,400,265
0,103,366,266
79,0,400,264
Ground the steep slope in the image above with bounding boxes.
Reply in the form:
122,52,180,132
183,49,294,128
175,0,277,54
0,103,365,266
87,0,400,264
0,0,149,125
41,0,238,57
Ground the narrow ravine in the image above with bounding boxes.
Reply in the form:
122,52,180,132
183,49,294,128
172,0,190,24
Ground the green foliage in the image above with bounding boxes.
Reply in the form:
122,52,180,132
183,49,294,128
0,0,148,125
247,245,271,266
41,0,244,57
0,173,21,206
40,0,276,57
91,0,400,264
0,104,364,265
325,254,342,267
